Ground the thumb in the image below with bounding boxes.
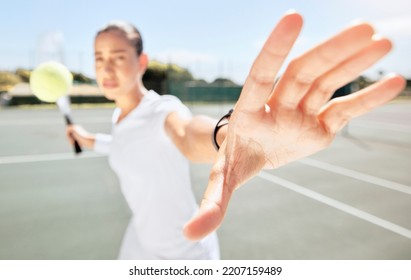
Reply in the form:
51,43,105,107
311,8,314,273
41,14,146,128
66,125,76,145
69,126,81,141
183,131,267,240
183,145,233,240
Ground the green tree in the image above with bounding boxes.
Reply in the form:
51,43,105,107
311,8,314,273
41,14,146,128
0,71,22,92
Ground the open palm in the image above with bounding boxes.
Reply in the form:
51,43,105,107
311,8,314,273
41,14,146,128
184,12,405,240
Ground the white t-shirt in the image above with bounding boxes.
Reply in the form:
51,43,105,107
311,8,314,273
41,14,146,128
94,90,219,259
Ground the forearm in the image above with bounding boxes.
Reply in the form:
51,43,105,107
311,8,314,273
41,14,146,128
184,115,227,162
165,112,227,162
67,125,112,154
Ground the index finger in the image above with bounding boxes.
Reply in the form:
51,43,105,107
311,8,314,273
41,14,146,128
236,11,303,112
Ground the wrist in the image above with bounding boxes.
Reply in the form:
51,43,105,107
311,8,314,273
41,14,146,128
212,109,233,150
216,125,227,148
94,133,112,154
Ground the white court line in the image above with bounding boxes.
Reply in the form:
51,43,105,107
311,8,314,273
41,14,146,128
258,171,411,240
350,120,411,133
0,120,64,126
299,158,411,195
0,152,106,165
0,118,108,126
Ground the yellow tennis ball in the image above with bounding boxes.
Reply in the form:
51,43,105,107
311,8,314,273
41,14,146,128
30,61,73,102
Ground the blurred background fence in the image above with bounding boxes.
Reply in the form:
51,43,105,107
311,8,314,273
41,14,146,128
1,54,410,106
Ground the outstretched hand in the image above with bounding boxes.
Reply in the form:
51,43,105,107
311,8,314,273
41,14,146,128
183,12,406,240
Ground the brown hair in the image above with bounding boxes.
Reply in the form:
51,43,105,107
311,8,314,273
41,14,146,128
96,20,143,56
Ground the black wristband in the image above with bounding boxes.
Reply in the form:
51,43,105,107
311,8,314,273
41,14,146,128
212,109,233,150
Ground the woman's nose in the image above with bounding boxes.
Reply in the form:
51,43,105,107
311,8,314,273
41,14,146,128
103,60,114,74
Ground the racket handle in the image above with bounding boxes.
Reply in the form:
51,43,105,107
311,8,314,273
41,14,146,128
64,115,73,125
64,115,82,155
73,140,82,154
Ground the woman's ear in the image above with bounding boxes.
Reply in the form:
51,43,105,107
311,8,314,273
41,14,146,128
139,53,149,74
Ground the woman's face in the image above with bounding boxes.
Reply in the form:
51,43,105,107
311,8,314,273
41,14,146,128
94,30,146,100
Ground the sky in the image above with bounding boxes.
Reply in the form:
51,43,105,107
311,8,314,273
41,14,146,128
1,0,410,84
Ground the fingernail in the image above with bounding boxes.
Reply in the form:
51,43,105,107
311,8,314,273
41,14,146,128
384,72,399,79
284,9,297,15
349,18,367,26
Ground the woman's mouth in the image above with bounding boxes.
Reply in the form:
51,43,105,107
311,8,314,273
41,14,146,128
102,80,118,89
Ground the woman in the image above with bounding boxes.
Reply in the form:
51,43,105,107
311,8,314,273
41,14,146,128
68,12,405,258
67,20,221,259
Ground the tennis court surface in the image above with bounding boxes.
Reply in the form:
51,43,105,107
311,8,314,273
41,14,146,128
0,101,410,259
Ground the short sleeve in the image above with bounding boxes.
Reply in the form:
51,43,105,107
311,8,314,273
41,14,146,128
153,94,192,120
